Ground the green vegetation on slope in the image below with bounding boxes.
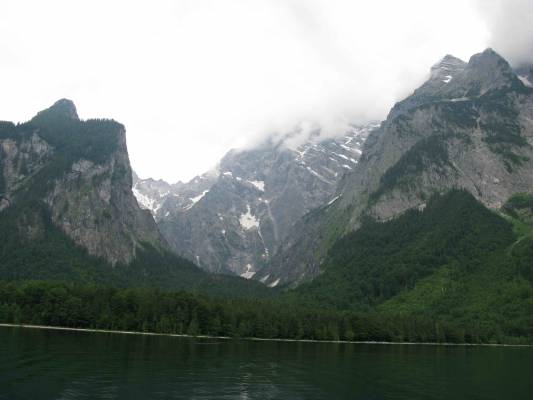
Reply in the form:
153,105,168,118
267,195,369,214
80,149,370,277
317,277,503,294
371,135,450,200
0,280,497,344
297,190,515,308
0,202,271,299
3,101,532,344
1,102,272,299
1,103,126,206
291,190,533,343
503,192,533,222
0,190,531,344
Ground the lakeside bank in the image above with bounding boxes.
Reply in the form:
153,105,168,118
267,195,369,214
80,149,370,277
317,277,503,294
2,323,531,347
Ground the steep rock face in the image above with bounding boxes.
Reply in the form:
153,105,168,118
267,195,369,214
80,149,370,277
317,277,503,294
133,125,376,278
348,48,533,220
261,48,533,287
0,131,53,211
0,99,166,265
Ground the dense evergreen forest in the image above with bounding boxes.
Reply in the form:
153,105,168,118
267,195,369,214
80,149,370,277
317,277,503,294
296,190,516,309
292,191,533,342
1,190,532,345
0,280,523,344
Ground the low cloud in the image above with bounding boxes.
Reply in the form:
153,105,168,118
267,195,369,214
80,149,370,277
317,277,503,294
0,0,491,182
474,0,533,66
208,0,490,153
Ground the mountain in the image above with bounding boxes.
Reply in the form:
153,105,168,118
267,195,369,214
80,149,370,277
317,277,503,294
0,99,166,265
1,52,532,344
0,99,271,297
291,190,533,341
132,170,216,221
260,48,533,287
133,124,377,279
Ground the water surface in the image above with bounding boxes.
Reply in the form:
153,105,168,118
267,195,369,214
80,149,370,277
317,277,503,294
1,326,532,399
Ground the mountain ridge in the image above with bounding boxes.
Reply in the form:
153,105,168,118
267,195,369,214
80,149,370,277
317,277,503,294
257,48,533,287
0,99,274,297
133,123,378,278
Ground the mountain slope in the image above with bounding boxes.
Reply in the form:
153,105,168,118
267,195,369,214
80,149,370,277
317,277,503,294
291,190,533,341
1,99,165,265
0,100,272,297
134,124,377,278
262,48,533,287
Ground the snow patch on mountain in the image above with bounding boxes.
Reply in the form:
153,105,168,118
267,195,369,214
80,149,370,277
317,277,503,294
334,153,349,161
133,122,378,278
239,205,260,230
518,75,533,88
184,189,209,210
327,195,341,206
268,278,280,288
450,97,470,102
133,187,157,212
249,180,265,191
306,166,334,185
240,263,256,279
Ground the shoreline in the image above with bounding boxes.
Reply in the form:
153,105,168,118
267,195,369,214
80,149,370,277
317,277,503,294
1,323,531,348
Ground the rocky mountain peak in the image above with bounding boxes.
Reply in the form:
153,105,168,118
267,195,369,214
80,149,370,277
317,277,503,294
435,48,519,96
1,100,166,266
389,49,523,121
438,54,465,65
430,54,466,81
261,48,533,287
440,48,520,97
34,98,79,121
468,47,506,65
466,48,515,78
134,124,376,277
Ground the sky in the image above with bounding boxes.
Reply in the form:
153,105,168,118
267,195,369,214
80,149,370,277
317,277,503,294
1,0,532,183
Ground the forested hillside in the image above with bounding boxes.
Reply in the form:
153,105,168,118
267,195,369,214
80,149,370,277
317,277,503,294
1,190,531,344
291,190,533,341
0,100,271,299
2,50,533,346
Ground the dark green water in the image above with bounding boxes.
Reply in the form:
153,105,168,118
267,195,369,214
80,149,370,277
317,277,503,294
1,327,532,399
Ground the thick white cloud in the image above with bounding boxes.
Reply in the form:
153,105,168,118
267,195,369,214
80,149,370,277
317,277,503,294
473,0,533,66
0,0,490,182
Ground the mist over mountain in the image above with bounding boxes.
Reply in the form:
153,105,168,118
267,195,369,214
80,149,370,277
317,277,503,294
133,124,377,279
0,100,271,296
3,7,533,400
257,48,533,287
474,0,533,66
129,46,533,345
1,44,533,349
1,0,493,184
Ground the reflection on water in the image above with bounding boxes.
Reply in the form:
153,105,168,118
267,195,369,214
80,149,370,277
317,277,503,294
1,326,532,399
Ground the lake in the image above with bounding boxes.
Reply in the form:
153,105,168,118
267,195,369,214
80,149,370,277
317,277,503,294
1,326,532,399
